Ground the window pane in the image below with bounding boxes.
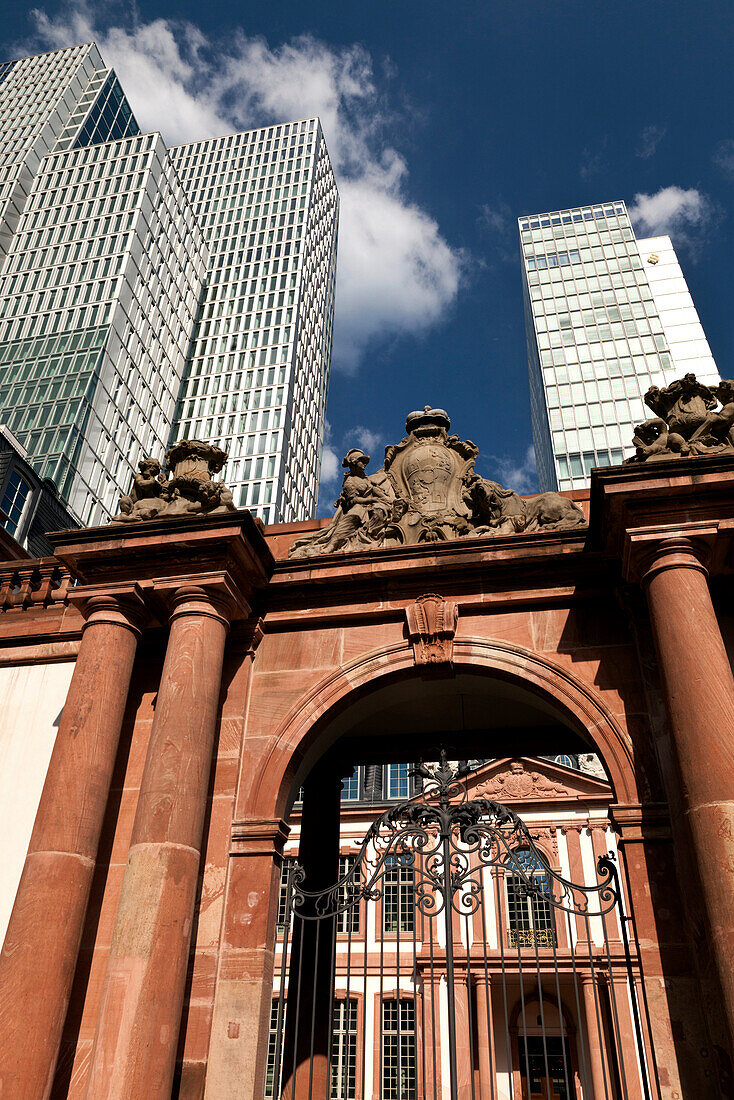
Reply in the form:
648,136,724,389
382,999,416,1099
331,999,358,1099
383,856,414,934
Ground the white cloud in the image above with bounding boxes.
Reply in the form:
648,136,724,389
319,445,340,488
636,124,666,159
477,200,517,264
579,137,608,180
343,425,383,453
713,138,734,178
484,445,537,495
30,4,462,372
627,186,717,254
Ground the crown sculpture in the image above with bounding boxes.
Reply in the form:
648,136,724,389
288,406,586,559
110,439,237,523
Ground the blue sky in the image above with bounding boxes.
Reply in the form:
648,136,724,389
5,1,734,510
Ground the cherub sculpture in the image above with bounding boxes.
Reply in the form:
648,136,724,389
111,457,168,523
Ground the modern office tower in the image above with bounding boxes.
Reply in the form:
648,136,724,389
0,43,138,264
0,132,208,525
170,119,339,524
519,201,720,491
0,45,338,527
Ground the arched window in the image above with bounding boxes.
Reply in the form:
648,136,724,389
505,848,556,947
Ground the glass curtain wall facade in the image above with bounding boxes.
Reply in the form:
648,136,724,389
0,46,339,527
0,44,127,263
170,118,338,524
0,132,207,525
520,200,719,492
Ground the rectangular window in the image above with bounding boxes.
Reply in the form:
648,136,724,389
331,999,358,1099
337,855,361,934
383,856,414,934
387,763,410,799
276,857,296,934
382,999,417,1099
341,767,359,801
506,850,556,947
264,1000,284,1100
1,471,30,536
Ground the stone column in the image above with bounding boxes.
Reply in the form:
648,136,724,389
0,588,144,1100
454,972,472,1100
204,818,289,1100
473,973,495,1097
419,970,443,1099
280,763,342,1099
581,975,609,1099
639,535,734,1052
83,585,231,1099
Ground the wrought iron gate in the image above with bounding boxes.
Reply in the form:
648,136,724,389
270,754,653,1100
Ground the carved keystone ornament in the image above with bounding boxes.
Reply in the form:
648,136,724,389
289,405,586,558
406,594,458,666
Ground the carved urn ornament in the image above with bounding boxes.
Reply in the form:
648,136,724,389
626,373,734,463
288,405,586,559
111,439,237,524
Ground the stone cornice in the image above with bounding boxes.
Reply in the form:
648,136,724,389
590,455,734,581
50,510,274,625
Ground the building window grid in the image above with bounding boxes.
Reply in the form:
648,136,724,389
505,848,556,948
383,857,415,935
0,469,30,535
331,999,358,1100
337,855,361,935
381,999,417,1100
521,202,675,489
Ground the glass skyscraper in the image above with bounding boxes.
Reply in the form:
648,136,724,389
0,132,207,525
0,44,137,264
0,44,339,527
169,120,338,523
520,200,719,492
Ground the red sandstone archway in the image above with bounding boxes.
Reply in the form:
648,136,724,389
242,636,640,821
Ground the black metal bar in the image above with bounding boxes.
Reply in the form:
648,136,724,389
612,858,653,1100
271,860,294,1100
427,915,439,1100
442,826,459,1099
464,912,476,1100
495,870,515,1100
548,883,572,1100
584,912,612,1100
478,880,497,1100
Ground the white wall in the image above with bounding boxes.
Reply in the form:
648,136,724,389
0,661,74,946
638,235,720,387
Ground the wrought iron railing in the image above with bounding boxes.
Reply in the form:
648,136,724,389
272,751,654,1100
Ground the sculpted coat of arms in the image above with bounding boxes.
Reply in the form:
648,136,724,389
289,406,586,559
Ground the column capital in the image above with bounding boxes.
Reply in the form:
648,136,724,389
165,583,236,628
621,521,719,584
230,817,291,858
68,582,148,638
149,573,248,627
610,802,671,843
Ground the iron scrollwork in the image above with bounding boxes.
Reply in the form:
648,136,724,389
289,750,622,924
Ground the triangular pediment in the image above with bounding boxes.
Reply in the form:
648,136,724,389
464,757,611,804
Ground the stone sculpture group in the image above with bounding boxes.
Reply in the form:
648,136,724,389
627,373,734,463
111,375,734,545
110,439,236,523
288,405,586,559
